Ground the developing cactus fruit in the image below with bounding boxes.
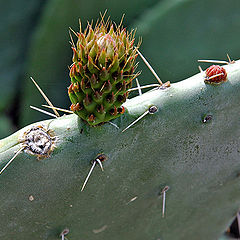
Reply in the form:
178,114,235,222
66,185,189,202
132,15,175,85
68,18,139,126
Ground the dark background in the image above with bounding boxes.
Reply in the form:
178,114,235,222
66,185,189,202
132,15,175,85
1,0,240,139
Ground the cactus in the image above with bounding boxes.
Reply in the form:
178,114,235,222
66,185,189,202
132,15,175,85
0,57,240,239
68,19,139,125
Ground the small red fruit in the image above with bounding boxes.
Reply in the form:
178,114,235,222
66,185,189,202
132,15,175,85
205,65,227,84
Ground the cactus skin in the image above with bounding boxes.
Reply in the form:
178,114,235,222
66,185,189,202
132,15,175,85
68,20,138,126
0,61,240,239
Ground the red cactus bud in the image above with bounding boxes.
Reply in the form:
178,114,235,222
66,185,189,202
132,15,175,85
205,65,227,83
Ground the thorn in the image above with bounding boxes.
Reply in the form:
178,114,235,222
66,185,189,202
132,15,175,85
121,112,148,133
128,84,160,92
117,13,125,32
108,121,119,129
198,66,203,72
122,105,158,133
135,48,163,85
81,155,107,191
81,161,96,192
96,158,104,171
0,147,25,175
100,82,107,92
42,105,73,114
79,18,82,33
69,29,76,49
161,186,169,218
30,106,58,118
69,27,78,38
135,78,142,95
198,59,228,64
226,53,235,64
126,196,138,205
30,77,60,117
207,72,224,80
99,9,108,26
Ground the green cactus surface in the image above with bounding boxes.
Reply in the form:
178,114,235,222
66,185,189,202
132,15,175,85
0,60,240,239
68,19,139,126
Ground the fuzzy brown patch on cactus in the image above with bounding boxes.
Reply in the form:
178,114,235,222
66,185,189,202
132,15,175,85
68,17,140,126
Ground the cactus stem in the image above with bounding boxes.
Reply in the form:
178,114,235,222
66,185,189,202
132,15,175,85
42,105,73,114
30,105,58,118
161,186,170,218
30,77,60,117
0,147,25,175
135,48,163,86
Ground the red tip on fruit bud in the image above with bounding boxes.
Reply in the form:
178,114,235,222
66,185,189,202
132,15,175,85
68,83,74,94
88,114,96,122
70,64,77,78
72,83,80,92
70,103,82,112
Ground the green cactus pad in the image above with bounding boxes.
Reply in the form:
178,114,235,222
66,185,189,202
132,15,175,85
0,60,240,239
68,19,139,126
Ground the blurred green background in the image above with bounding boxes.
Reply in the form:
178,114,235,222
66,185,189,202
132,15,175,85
1,0,240,139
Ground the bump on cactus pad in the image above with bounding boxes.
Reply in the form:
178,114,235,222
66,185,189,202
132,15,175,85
68,17,140,126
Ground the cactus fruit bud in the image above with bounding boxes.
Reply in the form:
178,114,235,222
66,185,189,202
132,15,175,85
68,17,139,126
204,65,227,84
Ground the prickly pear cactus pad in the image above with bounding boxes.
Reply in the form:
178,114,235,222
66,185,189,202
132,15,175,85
0,59,240,240
68,18,139,126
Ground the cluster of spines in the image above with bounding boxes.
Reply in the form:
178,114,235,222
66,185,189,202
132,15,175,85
68,18,140,126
